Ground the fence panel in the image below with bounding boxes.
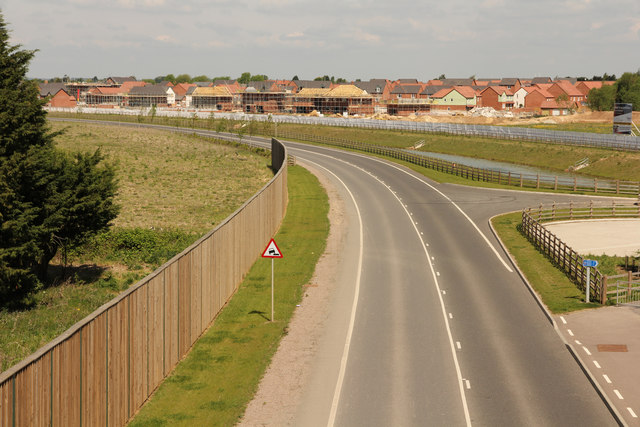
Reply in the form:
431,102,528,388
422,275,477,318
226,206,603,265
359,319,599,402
0,138,287,425
521,202,640,303
82,313,108,426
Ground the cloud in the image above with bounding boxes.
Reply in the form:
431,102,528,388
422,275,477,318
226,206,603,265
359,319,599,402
350,29,380,44
480,0,505,8
117,0,165,8
630,18,640,39
286,31,304,38
563,0,593,11
155,34,175,43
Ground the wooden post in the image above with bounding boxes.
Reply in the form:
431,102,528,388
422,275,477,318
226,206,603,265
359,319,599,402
601,275,607,304
520,173,523,188
570,201,573,219
536,174,540,189
594,178,598,193
554,176,558,191
574,176,577,192
628,271,633,299
508,171,511,186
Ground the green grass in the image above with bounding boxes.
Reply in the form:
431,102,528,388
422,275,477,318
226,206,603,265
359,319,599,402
510,122,614,134
128,165,329,426
49,112,640,183
491,212,600,313
0,123,272,373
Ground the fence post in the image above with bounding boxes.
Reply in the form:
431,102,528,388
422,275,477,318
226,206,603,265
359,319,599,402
570,201,573,219
628,271,633,299
600,275,607,304
594,178,598,194
616,180,619,194
520,173,523,188
554,176,558,191
574,177,577,192
536,174,540,189
508,171,511,186
590,200,593,218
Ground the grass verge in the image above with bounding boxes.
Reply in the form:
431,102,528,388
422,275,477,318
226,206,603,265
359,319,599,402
491,212,601,313
128,165,329,426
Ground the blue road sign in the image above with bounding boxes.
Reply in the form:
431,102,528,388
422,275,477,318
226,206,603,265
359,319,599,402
583,259,598,268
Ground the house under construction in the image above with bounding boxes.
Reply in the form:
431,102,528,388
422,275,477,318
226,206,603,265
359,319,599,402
187,86,235,110
293,85,374,115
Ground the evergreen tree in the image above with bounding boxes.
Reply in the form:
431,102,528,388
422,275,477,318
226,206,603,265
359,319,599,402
0,12,119,305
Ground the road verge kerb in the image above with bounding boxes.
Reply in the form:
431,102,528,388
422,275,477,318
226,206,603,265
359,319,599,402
488,212,627,426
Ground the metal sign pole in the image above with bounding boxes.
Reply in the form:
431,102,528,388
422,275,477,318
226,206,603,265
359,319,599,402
586,266,591,303
271,258,274,322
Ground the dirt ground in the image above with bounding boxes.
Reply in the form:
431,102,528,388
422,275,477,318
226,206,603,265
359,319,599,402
369,110,634,126
238,161,346,427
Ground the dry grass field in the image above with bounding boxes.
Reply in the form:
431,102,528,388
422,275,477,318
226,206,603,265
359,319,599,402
0,122,273,372
51,122,272,234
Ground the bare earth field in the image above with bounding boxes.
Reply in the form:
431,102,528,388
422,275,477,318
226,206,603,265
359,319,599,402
371,110,638,126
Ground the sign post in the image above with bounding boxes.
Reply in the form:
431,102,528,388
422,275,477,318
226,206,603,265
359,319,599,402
582,259,598,303
261,238,283,321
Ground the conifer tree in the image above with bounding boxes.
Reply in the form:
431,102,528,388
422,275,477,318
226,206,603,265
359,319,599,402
0,11,119,305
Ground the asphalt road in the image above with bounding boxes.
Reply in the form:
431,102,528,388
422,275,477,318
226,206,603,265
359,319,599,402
52,120,621,425
279,141,619,426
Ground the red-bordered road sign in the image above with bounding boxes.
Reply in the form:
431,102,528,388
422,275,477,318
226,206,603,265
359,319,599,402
261,239,283,258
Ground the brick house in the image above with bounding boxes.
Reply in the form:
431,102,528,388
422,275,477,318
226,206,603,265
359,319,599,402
547,81,584,105
480,86,514,110
47,88,77,108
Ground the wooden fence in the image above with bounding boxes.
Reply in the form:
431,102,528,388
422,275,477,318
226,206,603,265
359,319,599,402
521,201,640,304
0,138,288,426
277,131,640,196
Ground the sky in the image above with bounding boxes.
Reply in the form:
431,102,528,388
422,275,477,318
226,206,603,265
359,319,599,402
0,0,639,82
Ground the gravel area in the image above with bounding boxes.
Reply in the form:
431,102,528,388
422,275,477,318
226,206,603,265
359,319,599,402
238,162,345,426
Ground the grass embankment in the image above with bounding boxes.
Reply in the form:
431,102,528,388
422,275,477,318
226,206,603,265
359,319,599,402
491,213,599,313
0,122,272,372
492,212,638,313
50,112,640,183
129,165,329,426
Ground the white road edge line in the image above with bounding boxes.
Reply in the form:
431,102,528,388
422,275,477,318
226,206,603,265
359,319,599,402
302,161,364,427
304,150,473,425
376,164,473,426
367,157,514,273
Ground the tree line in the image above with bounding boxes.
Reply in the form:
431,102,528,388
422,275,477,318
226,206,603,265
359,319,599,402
588,71,640,111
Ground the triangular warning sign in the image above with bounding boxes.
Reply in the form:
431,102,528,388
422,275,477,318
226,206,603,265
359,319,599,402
261,239,283,258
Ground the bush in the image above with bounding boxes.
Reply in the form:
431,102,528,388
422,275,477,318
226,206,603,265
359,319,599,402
70,227,199,268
